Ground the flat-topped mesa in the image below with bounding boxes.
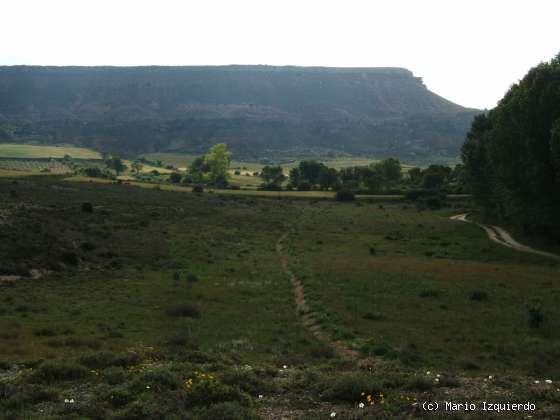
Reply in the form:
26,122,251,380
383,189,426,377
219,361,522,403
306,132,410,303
0,65,479,160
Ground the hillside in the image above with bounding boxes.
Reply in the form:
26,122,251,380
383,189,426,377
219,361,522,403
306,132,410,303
0,65,479,160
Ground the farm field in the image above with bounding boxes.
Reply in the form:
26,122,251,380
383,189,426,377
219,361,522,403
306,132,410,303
0,175,559,419
0,144,102,160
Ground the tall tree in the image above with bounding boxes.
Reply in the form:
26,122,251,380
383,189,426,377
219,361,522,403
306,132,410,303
204,143,231,185
462,53,560,236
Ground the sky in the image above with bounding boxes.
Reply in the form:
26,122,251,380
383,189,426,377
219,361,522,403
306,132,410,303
1,0,558,110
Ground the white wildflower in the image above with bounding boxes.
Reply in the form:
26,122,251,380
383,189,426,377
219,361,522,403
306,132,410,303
283,365,288,369
358,402,365,408
146,385,151,389
545,379,552,384
534,380,540,384
330,412,336,418
426,371,431,375
258,394,263,399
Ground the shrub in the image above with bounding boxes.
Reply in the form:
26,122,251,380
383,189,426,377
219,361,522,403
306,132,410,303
297,182,311,191
194,402,259,420
80,241,97,252
102,367,128,385
362,312,385,321
30,361,89,383
103,385,133,407
81,202,94,213
320,372,381,402
419,289,440,298
528,299,545,329
469,290,488,301
128,368,181,393
166,331,196,347
33,327,59,337
59,251,79,266
165,304,200,318
185,380,252,408
79,351,141,369
169,172,182,183
335,189,355,202
406,376,434,391
186,273,199,283
192,185,204,193
84,167,103,178
219,368,275,395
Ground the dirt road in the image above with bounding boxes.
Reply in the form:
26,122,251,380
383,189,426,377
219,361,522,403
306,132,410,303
450,214,560,262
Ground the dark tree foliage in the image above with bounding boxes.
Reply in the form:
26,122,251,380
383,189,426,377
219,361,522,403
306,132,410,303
462,54,560,238
260,166,286,189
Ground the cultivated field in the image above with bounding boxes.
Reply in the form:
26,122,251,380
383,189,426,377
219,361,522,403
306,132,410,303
0,175,558,418
0,144,102,160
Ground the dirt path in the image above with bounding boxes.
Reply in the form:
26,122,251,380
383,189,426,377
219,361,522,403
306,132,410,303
451,213,560,261
276,232,359,360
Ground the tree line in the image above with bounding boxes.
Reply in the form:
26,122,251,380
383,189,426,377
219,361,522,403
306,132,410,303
462,53,560,239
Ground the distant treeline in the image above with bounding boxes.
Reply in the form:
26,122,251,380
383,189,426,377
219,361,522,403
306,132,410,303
462,53,560,239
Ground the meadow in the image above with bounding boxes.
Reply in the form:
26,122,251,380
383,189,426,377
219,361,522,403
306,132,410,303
1,175,559,419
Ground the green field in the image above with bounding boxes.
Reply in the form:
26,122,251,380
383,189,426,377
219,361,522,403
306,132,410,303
0,144,102,160
1,174,559,419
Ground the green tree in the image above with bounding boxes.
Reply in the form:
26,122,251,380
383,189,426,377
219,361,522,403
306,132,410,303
461,53,560,237
551,119,560,186
407,167,422,184
169,172,182,183
376,158,402,186
106,156,127,176
318,167,340,190
260,166,286,188
204,143,231,185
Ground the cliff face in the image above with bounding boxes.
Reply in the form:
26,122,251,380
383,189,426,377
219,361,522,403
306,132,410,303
0,65,479,160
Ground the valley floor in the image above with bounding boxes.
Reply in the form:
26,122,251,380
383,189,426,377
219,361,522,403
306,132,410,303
0,175,559,419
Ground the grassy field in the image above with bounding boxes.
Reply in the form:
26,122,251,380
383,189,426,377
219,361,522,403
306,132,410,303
283,204,560,377
0,174,559,418
0,144,102,160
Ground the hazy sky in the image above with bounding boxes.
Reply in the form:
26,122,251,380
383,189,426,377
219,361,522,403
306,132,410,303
1,0,558,109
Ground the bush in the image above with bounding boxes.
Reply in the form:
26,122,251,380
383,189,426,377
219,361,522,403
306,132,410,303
30,361,89,383
84,167,103,178
297,182,311,191
169,172,182,183
194,402,259,420
192,185,204,193
469,290,488,301
320,372,381,402
165,304,200,318
33,327,59,337
528,299,545,329
103,385,133,407
79,351,141,369
81,202,94,213
219,368,275,395
419,289,440,298
405,376,434,391
185,380,252,408
335,190,355,202
128,368,181,393
59,251,79,266
186,273,199,283
166,331,196,347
